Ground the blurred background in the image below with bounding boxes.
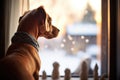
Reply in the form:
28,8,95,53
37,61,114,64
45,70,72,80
29,0,101,76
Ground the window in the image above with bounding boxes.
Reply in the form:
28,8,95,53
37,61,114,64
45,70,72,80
29,0,106,76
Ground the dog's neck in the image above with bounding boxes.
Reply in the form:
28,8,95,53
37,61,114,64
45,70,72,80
17,29,39,40
11,31,39,51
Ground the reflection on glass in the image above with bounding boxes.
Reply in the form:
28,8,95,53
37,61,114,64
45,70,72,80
30,0,101,76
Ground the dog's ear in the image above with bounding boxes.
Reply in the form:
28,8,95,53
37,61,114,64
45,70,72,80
36,6,46,24
37,6,46,15
19,11,30,23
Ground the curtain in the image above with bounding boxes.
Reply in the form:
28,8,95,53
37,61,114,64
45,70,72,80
5,0,29,52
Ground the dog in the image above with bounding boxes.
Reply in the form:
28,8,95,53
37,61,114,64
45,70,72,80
0,6,59,80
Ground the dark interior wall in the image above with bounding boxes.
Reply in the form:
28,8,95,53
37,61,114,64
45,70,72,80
110,0,120,80
110,0,117,79
0,1,5,59
117,0,120,80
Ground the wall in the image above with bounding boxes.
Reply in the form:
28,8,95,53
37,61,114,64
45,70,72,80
117,0,120,79
0,1,5,58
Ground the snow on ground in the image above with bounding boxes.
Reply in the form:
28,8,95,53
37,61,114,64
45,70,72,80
39,49,91,75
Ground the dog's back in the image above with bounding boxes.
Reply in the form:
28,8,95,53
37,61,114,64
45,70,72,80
0,57,33,80
0,44,38,80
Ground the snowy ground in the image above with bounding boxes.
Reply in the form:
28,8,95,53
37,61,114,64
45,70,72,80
38,49,101,76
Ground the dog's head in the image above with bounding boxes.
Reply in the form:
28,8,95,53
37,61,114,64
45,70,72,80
18,6,59,39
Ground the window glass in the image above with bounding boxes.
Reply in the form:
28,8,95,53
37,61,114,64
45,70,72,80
29,0,101,76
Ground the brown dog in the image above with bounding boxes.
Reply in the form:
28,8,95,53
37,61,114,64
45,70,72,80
0,6,59,80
